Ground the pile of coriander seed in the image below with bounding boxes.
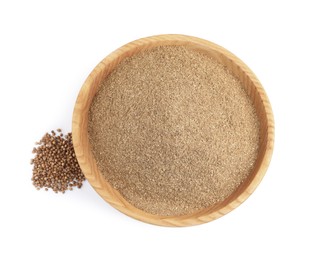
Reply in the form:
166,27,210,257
31,129,85,193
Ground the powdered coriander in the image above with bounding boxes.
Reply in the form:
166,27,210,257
88,46,260,216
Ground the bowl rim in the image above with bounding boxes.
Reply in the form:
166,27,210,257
72,34,274,227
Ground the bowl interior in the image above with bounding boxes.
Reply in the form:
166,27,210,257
72,35,274,226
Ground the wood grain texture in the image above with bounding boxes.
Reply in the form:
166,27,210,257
72,34,274,227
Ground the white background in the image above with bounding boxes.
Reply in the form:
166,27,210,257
0,0,317,259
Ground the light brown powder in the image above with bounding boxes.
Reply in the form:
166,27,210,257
88,46,260,216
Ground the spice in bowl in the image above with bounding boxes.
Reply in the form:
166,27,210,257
88,45,260,216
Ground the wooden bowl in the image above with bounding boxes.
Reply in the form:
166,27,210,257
72,34,274,227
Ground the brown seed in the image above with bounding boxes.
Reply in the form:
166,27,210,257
30,129,85,193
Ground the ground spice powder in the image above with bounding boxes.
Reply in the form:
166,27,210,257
88,46,260,216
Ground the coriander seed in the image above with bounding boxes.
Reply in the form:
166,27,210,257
31,129,85,193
